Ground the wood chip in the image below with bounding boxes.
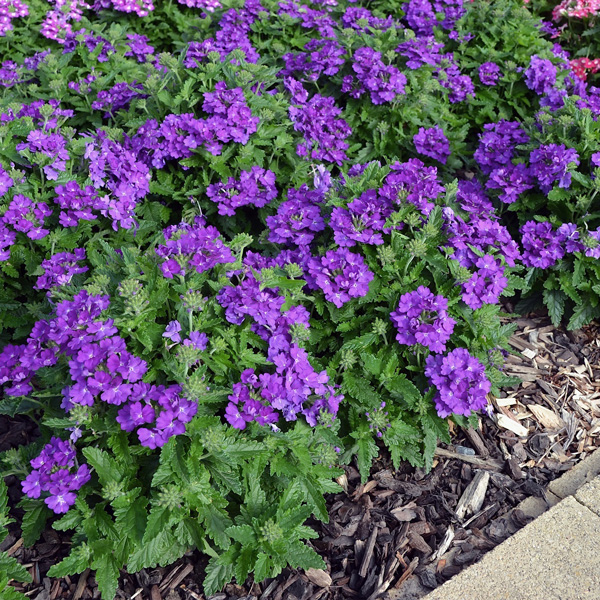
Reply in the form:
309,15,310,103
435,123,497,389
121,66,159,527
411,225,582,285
335,473,348,493
496,413,529,437
528,404,566,430
304,569,332,588
165,563,193,591
393,557,419,589
496,397,517,407
455,471,490,519
6,538,23,557
358,526,379,578
390,502,418,523
73,569,89,600
462,427,489,458
434,447,504,471
150,585,162,600
407,531,432,554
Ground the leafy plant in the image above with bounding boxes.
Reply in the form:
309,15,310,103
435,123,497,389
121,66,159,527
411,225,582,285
1,0,599,596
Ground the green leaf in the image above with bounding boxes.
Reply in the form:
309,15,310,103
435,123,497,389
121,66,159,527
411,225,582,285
543,288,566,327
295,476,328,522
0,553,32,583
342,373,380,405
235,546,254,585
203,558,233,596
82,448,124,484
47,544,91,578
362,353,382,377
0,580,28,600
128,523,187,573
253,552,273,584
568,302,599,330
285,540,325,571
200,505,232,549
385,374,422,408
91,550,120,600
113,497,147,545
20,503,50,547
225,524,256,546
53,509,82,532
356,435,378,483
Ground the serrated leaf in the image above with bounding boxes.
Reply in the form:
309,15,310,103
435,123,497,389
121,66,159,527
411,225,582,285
225,524,256,546
113,497,147,545
91,550,120,600
297,476,328,522
235,546,254,585
0,581,28,600
200,505,232,549
47,545,90,578
285,540,325,571
356,435,378,483
53,509,82,532
0,553,32,583
362,353,382,377
342,373,380,405
567,302,599,330
127,529,186,573
385,374,422,408
21,503,50,547
203,558,233,596
82,448,124,484
543,288,566,327
278,505,312,533
253,552,273,584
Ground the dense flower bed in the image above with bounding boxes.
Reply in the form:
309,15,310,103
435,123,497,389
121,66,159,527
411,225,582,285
0,0,599,596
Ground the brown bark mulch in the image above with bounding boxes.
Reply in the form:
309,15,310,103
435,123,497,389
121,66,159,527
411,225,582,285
3,315,600,600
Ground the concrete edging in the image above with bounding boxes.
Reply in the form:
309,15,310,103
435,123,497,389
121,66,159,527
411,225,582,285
419,448,600,600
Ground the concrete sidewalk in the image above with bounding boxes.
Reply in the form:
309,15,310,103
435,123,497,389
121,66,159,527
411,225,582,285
422,450,600,600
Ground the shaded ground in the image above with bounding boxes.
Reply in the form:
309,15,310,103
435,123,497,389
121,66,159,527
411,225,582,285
3,315,600,600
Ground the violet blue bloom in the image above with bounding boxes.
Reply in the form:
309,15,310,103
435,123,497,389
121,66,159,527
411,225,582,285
390,286,456,353
413,126,451,164
478,62,501,86
163,320,182,343
529,144,580,193
524,55,557,95
425,348,491,417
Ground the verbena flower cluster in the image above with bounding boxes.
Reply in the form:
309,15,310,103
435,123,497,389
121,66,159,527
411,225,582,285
21,437,91,513
390,286,456,353
425,348,491,418
155,216,236,278
206,167,277,216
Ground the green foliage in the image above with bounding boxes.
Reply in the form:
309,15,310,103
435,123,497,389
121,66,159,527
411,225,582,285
0,479,31,599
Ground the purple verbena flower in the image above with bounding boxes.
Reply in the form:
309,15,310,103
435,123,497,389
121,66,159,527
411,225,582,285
425,348,491,417
529,144,580,194
461,255,508,310
478,62,501,86
163,320,182,343
524,55,557,95
390,286,456,353
307,249,374,308
413,126,451,164
485,163,534,204
520,221,566,268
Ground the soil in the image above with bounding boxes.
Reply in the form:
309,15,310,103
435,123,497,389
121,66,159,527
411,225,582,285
3,315,600,600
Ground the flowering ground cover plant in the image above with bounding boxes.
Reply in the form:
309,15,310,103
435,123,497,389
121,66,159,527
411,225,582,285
1,0,600,596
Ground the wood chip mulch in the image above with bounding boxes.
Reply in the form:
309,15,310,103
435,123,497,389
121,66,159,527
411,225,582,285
4,315,600,600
